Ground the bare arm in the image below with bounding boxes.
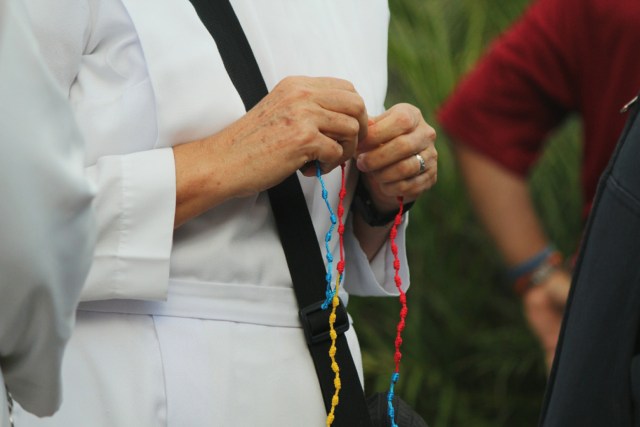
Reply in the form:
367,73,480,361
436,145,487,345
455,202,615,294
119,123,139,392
352,214,395,260
455,144,550,265
455,143,570,368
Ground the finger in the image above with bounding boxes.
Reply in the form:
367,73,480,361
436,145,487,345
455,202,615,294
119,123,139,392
279,76,360,93
307,76,360,92
315,89,368,142
358,104,421,153
374,167,438,202
543,270,572,308
317,111,359,160
357,128,434,173
298,132,345,177
274,77,368,142
371,145,438,196
371,147,437,185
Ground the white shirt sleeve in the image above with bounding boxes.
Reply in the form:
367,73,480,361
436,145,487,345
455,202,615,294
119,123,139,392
343,211,411,297
82,149,176,301
0,0,95,416
24,0,177,302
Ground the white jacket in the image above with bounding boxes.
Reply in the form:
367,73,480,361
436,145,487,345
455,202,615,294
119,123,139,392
0,0,94,420
13,1,410,425
23,0,408,318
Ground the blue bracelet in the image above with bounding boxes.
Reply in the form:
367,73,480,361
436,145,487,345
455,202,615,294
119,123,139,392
506,246,555,282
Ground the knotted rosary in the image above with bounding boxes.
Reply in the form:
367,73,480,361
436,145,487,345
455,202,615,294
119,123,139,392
316,162,409,427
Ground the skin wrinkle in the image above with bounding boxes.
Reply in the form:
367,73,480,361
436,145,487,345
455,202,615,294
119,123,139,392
173,77,437,235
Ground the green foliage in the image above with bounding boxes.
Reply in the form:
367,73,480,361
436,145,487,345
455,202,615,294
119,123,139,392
347,1,583,426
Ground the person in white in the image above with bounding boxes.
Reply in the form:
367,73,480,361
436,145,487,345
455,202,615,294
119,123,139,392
15,1,437,426
0,0,95,424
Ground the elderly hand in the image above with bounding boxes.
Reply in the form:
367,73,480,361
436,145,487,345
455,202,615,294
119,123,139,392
173,76,368,226
355,103,437,213
225,76,368,195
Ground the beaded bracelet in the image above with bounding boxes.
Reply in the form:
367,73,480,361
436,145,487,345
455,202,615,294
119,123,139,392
512,250,564,296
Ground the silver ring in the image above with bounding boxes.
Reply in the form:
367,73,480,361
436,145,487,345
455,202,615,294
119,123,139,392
415,153,426,176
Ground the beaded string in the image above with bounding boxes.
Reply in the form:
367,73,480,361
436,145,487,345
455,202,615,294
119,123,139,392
325,274,342,427
325,164,347,427
316,162,347,426
316,163,410,426
386,197,408,427
317,162,338,310
316,161,342,423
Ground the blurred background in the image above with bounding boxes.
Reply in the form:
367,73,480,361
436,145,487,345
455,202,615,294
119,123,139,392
348,0,584,425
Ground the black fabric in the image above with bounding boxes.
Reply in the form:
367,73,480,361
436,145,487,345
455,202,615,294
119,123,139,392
367,393,429,427
352,177,415,227
270,181,373,427
539,94,640,426
187,0,266,112
299,299,350,345
187,1,372,425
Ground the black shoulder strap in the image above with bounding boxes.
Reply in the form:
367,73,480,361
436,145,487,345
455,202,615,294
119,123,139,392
187,1,372,425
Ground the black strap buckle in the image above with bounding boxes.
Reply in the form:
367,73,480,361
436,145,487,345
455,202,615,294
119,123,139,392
299,298,350,345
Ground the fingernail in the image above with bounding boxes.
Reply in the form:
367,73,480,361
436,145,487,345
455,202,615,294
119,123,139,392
356,154,367,172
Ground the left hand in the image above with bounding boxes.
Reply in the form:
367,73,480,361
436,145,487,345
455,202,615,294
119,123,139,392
355,103,437,212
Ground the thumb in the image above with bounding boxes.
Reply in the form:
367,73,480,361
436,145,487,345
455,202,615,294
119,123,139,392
357,115,385,155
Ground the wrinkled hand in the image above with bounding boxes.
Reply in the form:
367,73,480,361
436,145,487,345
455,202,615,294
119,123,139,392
523,269,571,370
355,103,437,212
218,76,368,197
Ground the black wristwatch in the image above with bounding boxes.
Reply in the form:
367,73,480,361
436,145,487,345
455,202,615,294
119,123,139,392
351,177,414,227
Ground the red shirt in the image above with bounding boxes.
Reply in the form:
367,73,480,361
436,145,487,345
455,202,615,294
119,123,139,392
438,0,640,217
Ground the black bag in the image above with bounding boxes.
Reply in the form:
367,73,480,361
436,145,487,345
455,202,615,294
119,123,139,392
367,393,429,427
187,1,428,425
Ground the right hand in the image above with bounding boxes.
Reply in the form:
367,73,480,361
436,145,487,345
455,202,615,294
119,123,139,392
212,76,368,196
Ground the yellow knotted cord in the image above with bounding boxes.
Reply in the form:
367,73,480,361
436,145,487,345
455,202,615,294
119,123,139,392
325,274,343,426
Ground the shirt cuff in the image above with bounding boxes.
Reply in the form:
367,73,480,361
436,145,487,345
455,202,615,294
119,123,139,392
343,211,410,297
81,148,176,301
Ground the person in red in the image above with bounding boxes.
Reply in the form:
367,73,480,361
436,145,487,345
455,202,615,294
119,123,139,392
438,0,640,369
